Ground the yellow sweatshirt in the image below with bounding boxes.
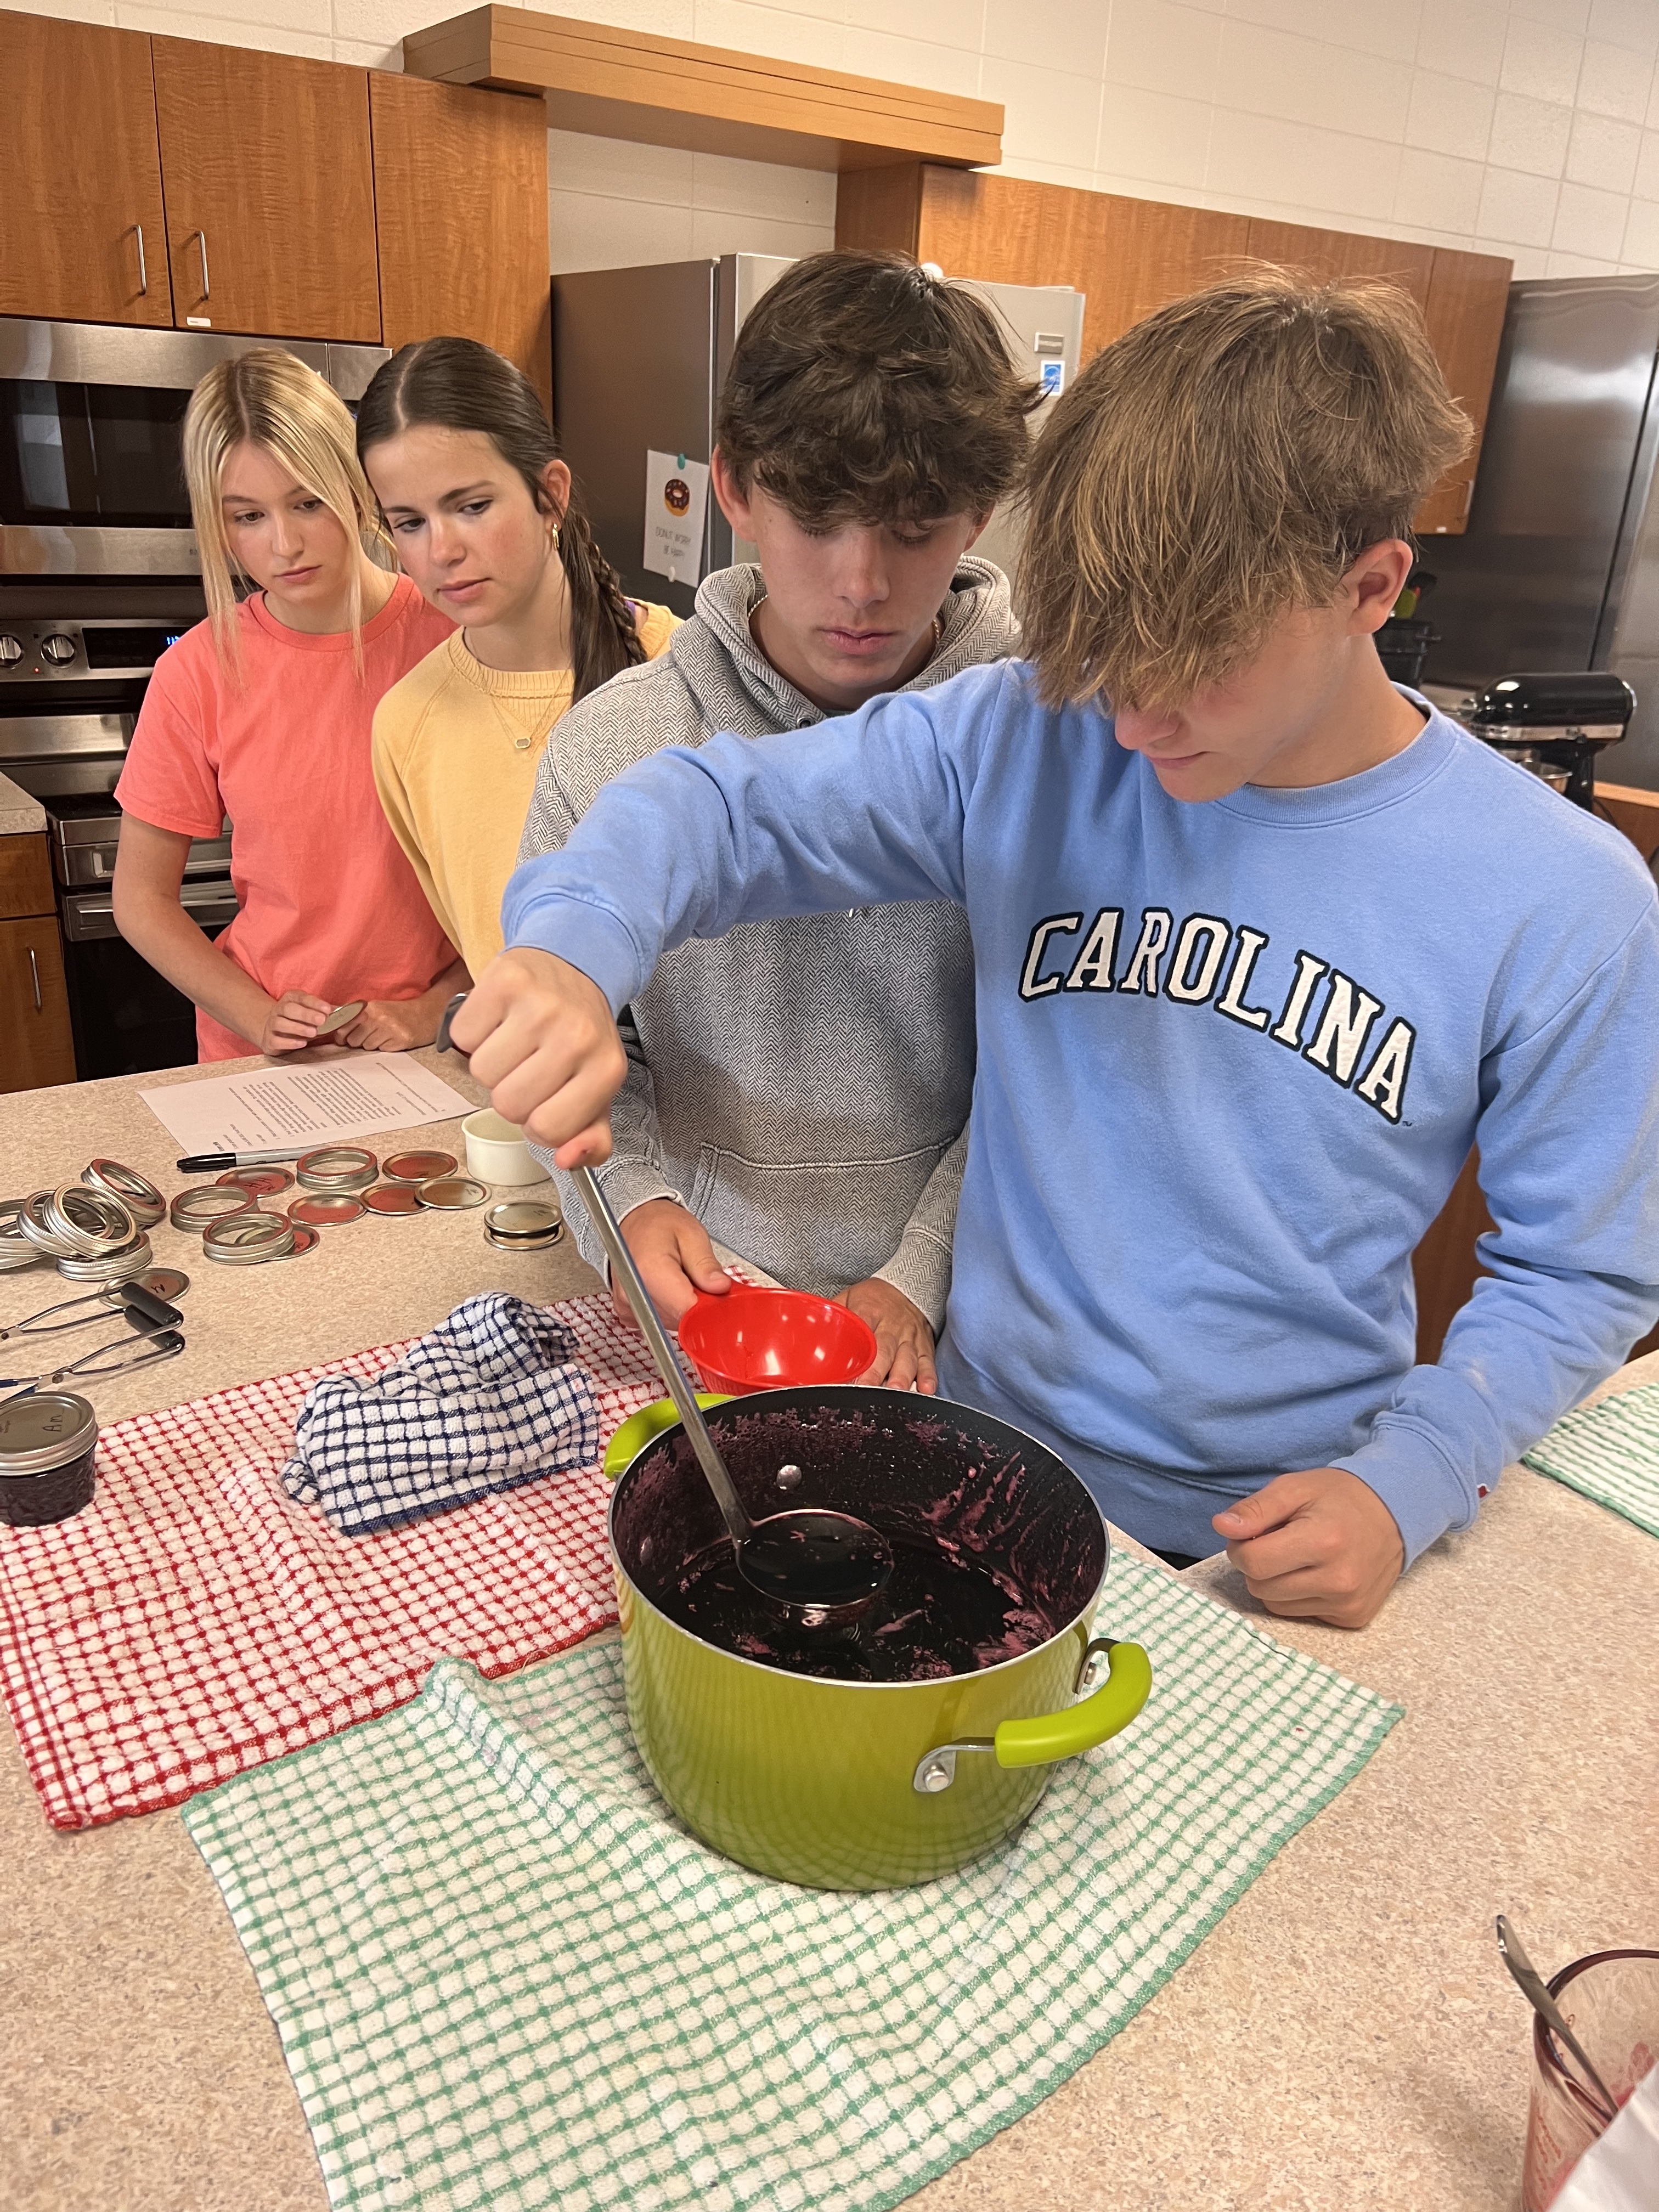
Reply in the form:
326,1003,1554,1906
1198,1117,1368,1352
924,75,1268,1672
371,605,677,981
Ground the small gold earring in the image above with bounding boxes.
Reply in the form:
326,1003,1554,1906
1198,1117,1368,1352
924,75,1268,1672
550,521,561,551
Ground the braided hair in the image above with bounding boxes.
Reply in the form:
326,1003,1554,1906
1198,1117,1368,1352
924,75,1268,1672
356,337,645,703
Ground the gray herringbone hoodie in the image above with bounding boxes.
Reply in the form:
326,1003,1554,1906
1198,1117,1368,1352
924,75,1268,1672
516,557,1018,1325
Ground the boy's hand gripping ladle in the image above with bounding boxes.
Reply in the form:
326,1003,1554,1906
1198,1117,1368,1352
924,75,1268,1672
571,1165,893,1628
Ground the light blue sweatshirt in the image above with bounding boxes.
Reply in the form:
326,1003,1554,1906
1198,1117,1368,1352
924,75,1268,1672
502,665,1659,1562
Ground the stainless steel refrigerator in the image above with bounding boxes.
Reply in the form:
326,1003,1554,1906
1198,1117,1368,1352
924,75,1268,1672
1426,273,1659,788
551,255,1084,620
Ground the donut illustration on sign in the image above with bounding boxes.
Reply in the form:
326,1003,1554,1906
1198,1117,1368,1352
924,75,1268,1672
663,476,692,515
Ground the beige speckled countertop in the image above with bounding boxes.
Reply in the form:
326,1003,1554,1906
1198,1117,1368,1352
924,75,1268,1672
0,769,47,836
2,1053,1656,2212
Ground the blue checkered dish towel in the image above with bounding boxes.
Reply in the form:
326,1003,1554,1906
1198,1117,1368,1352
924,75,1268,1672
281,1295,600,1537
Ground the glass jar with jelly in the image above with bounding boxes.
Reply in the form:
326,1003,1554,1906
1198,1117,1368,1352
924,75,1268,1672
0,1391,98,1527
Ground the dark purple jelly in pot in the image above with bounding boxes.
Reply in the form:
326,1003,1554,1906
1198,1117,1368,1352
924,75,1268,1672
613,1391,1107,1685
0,1391,98,1527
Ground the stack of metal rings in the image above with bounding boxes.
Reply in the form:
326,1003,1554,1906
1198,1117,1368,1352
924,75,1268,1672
171,1186,255,1234
483,1200,565,1253
202,1211,297,1266
57,1243,158,1283
81,1159,167,1231
295,1146,377,1195
14,1190,80,1261
29,1183,157,1283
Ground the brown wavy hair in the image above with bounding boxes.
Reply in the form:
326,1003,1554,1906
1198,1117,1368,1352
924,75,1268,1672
1019,269,1472,711
356,337,645,704
715,251,1045,524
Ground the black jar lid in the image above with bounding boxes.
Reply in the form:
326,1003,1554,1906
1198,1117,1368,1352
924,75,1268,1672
0,1391,98,1475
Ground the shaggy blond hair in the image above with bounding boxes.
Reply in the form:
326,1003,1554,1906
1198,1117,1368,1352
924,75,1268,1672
182,347,388,673
1018,270,1472,711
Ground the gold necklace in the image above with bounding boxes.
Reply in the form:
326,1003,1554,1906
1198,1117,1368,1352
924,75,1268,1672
461,636,568,754
489,687,563,755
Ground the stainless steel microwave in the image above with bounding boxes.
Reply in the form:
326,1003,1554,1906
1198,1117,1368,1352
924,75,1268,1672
0,318,388,577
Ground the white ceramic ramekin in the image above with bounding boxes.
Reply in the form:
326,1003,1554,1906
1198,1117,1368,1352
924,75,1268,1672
461,1108,543,1187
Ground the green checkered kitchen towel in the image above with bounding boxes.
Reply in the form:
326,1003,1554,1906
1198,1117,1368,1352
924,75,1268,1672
1525,1381,1659,1538
183,1554,1402,2212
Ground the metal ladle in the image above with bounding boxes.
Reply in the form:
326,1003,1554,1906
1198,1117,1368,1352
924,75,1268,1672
435,991,893,1624
1496,1915,1620,2124
571,1165,893,1628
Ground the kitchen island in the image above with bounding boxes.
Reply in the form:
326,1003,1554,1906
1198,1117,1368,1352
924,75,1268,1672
2,1053,1655,2212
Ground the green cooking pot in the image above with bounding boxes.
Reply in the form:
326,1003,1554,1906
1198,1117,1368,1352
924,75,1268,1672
607,1385,1151,1891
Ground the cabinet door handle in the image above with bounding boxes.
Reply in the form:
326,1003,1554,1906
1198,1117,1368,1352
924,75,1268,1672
27,946,42,1013
133,223,148,296
194,229,211,301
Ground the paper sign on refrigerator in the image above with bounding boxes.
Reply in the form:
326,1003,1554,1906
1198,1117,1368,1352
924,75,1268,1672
642,450,710,586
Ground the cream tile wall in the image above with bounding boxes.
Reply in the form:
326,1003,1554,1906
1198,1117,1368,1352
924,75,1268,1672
14,0,1659,278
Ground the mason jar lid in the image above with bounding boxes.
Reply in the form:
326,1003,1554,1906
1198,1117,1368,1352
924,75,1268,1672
362,1184,422,1215
487,1201,562,1238
289,1194,366,1227
0,1391,98,1475
416,1177,488,1211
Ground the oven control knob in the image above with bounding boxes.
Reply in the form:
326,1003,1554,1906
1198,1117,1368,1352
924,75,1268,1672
40,633,77,664
0,635,21,667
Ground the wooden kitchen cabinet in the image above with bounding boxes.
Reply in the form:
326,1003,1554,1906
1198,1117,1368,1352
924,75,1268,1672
0,831,54,919
403,5,1001,172
151,38,382,344
1415,248,1514,538
0,9,172,328
2,15,557,366
370,72,551,403
895,167,1108,345
838,165,1512,533
1594,781,1659,864
1089,198,1251,352
840,166,1248,362
1412,1150,1493,1364
0,834,75,1094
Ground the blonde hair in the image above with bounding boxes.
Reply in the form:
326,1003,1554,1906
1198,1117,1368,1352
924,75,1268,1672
182,347,390,673
1018,269,1472,712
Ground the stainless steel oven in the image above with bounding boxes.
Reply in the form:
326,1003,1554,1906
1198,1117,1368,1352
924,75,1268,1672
54,801,241,1077
0,586,233,1075
1,318,388,577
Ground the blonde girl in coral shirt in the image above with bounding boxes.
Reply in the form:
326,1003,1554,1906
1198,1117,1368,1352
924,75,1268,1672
357,338,676,984
114,348,465,1061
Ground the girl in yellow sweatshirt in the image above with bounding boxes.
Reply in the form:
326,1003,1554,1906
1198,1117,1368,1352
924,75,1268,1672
358,338,676,983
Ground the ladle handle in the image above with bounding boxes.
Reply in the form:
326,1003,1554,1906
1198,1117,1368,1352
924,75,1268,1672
569,1165,754,1548
1496,1917,1620,2123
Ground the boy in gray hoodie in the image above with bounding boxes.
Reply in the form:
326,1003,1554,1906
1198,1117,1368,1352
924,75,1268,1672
518,252,1038,1389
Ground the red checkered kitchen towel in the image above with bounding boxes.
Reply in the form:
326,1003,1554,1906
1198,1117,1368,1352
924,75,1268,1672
0,1295,667,1829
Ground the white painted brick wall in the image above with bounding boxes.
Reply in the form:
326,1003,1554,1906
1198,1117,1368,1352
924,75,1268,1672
13,0,1659,279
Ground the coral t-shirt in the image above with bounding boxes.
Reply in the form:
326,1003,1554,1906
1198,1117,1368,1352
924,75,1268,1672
116,575,457,1059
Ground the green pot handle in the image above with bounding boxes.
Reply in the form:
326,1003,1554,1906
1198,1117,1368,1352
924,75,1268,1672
602,1392,733,1479
993,1638,1153,1769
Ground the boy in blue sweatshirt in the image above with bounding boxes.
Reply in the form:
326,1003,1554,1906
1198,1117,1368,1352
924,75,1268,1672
458,273,1659,1629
